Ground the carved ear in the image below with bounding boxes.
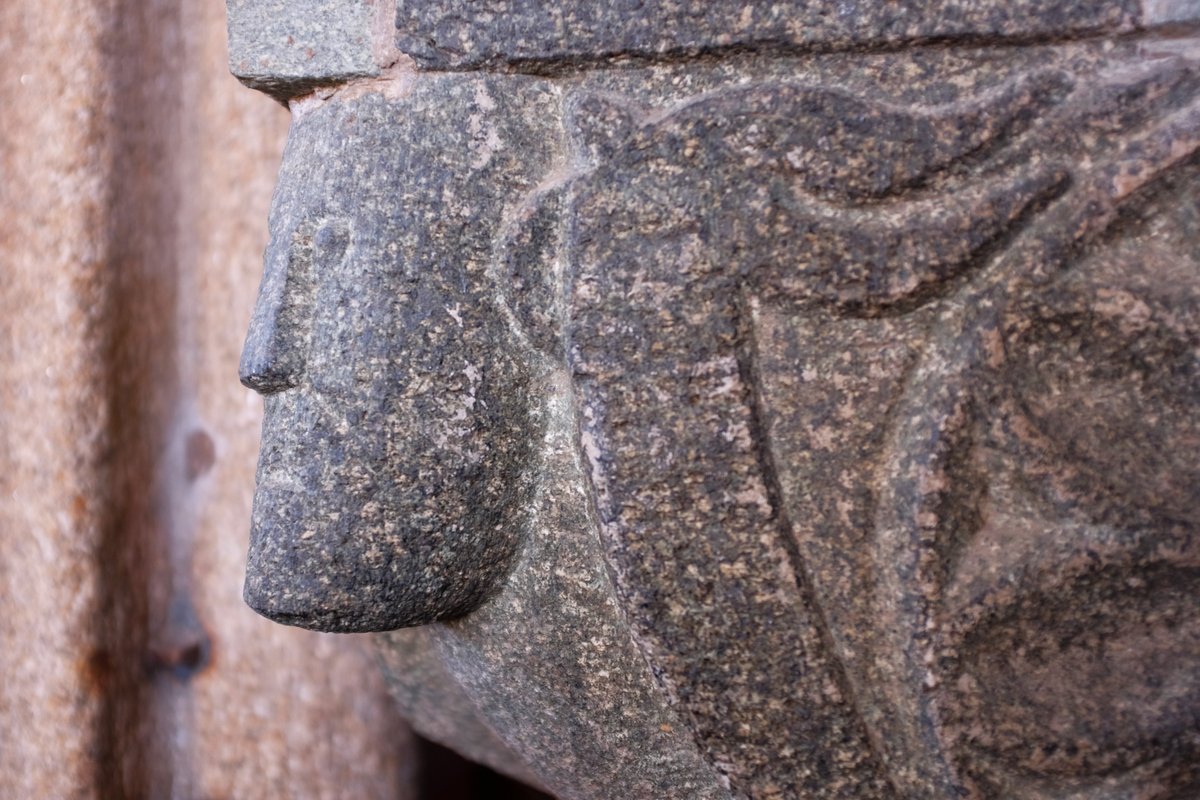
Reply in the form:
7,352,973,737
567,92,640,164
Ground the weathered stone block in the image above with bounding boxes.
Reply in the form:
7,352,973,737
227,0,381,100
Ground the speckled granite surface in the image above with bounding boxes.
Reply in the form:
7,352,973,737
392,0,1140,70
227,0,384,101
227,1,1200,796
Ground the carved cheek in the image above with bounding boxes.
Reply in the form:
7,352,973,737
1011,300,1200,526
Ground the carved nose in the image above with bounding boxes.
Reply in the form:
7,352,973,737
240,221,346,394
239,234,309,393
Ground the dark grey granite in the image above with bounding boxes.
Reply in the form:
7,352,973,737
244,74,734,797
394,0,1141,70
228,3,1200,797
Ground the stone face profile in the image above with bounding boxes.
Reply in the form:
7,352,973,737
228,1,1199,797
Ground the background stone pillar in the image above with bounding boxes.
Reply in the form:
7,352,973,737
0,1,414,797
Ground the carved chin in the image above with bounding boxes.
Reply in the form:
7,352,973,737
243,385,535,633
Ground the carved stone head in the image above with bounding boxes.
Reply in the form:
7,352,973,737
228,1,1199,796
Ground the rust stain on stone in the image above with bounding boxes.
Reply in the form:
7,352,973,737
80,648,115,697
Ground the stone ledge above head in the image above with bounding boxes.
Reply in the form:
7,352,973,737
227,0,385,103
227,0,1200,101
393,0,1145,71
